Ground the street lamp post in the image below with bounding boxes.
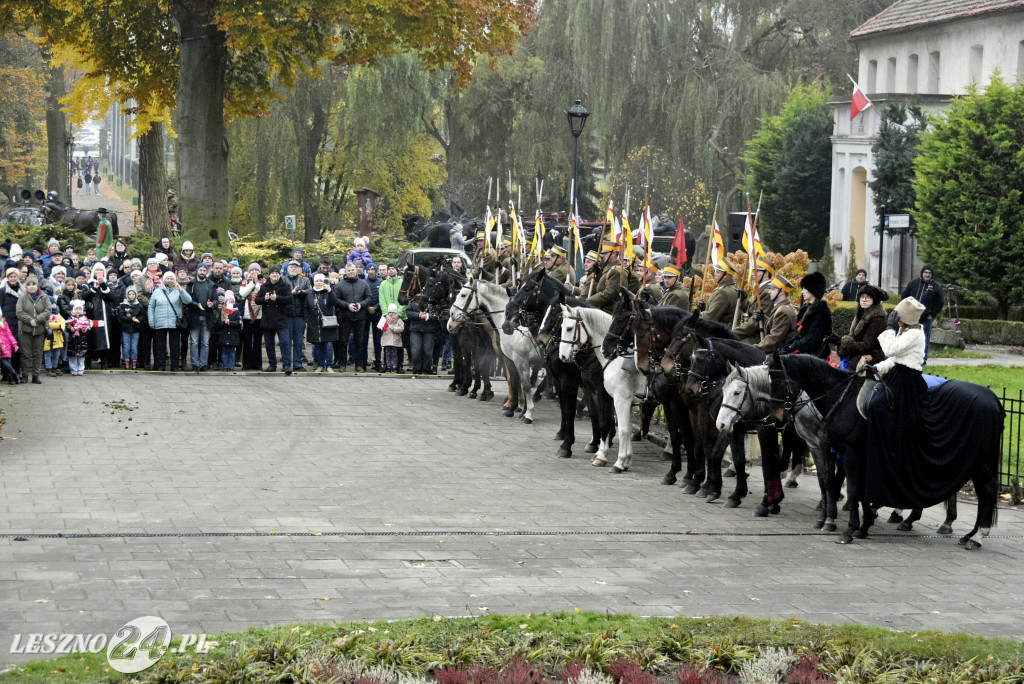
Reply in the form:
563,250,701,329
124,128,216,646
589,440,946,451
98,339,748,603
65,123,75,204
565,98,589,270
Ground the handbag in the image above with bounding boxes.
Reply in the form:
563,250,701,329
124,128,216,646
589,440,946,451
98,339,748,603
161,288,188,329
320,314,338,329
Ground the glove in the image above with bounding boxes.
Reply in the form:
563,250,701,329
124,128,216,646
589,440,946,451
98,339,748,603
696,300,707,313
753,310,765,322
860,364,879,378
640,288,652,302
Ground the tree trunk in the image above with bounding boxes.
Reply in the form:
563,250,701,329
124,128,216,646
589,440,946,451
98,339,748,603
140,122,170,238
173,0,230,249
291,76,326,243
44,54,68,204
255,117,269,236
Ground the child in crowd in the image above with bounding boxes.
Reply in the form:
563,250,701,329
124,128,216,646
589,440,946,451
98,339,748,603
380,303,405,373
67,300,91,376
43,305,66,377
116,288,143,369
0,313,19,384
215,290,242,371
347,237,374,267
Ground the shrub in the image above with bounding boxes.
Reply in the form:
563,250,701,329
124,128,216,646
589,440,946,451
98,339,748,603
829,300,897,337
958,319,1024,346
0,222,90,255
676,665,731,684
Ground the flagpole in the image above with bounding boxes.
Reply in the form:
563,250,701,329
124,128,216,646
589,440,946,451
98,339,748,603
696,192,720,311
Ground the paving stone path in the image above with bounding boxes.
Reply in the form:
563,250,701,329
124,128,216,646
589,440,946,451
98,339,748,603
2,372,1023,666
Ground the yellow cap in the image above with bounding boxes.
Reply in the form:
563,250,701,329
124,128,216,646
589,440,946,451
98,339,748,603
584,250,599,261
662,265,682,277
770,274,794,293
715,258,737,275
601,241,621,253
550,245,567,259
755,256,776,274
475,231,486,240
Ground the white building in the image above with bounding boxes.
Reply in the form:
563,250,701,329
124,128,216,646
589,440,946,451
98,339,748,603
829,0,1024,292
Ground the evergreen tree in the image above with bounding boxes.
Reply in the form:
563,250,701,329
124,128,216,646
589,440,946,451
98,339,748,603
869,103,927,234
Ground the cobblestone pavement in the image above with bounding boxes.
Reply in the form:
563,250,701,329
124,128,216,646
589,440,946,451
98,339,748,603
2,372,1023,665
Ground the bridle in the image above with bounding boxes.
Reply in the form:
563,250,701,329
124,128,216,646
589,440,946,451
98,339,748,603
603,307,636,359
506,278,543,333
560,310,594,362
399,265,423,304
633,314,671,373
768,354,860,423
718,366,754,419
686,346,725,397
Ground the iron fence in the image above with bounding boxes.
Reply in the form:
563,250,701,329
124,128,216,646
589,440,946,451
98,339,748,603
1000,388,1023,496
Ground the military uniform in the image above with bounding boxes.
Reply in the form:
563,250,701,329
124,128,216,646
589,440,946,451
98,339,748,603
755,299,797,353
659,283,690,310
473,250,499,281
587,265,639,313
733,289,775,342
573,266,602,299
703,282,741,325
548,261,576,286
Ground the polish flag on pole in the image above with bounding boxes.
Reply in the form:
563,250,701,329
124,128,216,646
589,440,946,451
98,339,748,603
849,74,872,120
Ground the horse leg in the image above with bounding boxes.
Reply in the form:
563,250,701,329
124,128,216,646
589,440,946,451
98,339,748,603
896,508,922,531
961,458,999,550
937,495,957,535
754,429,784,517
681,409,703,494
609,381,634,473
782,425,806,487
659,392,683,485
634,396,656,441
515,354,535,424
724,430,749,507
838,446,864,544
555,369,578,458
701,431,729,501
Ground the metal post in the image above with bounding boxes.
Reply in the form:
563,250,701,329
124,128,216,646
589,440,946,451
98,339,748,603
571,135,579,269
878,213,885,290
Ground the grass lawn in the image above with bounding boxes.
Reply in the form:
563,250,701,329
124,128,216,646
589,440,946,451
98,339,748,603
926,365,1024,394
927,348,992,359
3,613,1024,683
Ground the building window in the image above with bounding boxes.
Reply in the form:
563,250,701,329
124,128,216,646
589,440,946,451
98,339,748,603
886,57,896,92
928,51,941,92
907,54,919,94
868,60,878,92
970,45,984,84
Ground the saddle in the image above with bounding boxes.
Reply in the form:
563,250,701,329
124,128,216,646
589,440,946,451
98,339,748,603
856,378,877,420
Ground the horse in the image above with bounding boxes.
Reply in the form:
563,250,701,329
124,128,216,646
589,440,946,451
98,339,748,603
558,305,647,473
604,291,698,488
41,201,117,235
448,278,544,423
716,365,839,532
505,269,586,458
767,352,1002,549
423,268,495,401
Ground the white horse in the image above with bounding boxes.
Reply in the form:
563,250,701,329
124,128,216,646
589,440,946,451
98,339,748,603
715,365,839,532
448,278,545,423
558,305,646,473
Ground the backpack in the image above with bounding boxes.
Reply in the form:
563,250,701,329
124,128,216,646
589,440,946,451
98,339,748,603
77,177,83,189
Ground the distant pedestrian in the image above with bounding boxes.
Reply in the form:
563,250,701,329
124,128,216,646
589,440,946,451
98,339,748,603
93,173,101,195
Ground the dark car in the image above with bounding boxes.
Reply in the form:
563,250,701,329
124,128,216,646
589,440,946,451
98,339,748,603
0,205,44,226
395,247,470,273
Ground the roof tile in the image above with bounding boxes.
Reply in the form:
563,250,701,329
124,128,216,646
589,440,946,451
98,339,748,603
851,0,1024,38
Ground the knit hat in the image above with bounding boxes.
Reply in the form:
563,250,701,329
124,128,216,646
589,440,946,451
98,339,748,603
130,270,142,280
4,268,18,277
799,271,826,300
353,237,364,247
894,296,926,325
154,253,167,263
313,272,326,283
9,244,22,259
229,259,239,267
147,257,160,267
294,246,305,255
130,258,142,267
181,241,194,252
196,263,208,272
25,275,38,286
162,271,177,282
367,263,377,271
200,252,213,262
71,299,85,312
857,284,885,304
50,265,66,277
223,290,235,303
230,266,243,278
387,303,398,314
47,238,60,249
248,263,261,273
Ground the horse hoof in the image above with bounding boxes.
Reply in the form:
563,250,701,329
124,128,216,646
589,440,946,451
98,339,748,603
814,501,823,512
557,449,572,459
705,491,720,503
695,487,708,498
480,392,493,401
610,466,624,474
584,443,598,454
503,410,515,418
837,534,853,545
682,484,700,495
447,385,457,392
724,498,740,509
842,501,850,511
937,524,953,535
960,537,981,550
661,475,677,486
770,504,781,514
754,504,770,518
631,430,644,442
813,519,825,530
466,391,476,398
554,430,564,440
897,521,913,532
823,522,837,533
522,417,533,425
887,511,904,524
591,459,607,467
784,480,798,488
852,529,869,539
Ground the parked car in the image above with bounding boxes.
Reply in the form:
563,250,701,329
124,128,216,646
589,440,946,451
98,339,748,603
395,247,470,272
0,205,44,226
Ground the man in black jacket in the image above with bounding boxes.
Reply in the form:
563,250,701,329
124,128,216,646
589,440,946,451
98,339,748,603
282,260,311,372
185,263,216,371
255,267,294,374
901,263,943,362
332,262,371,371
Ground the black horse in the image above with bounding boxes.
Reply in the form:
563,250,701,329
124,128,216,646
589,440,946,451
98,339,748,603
767,352,1002,549
425,267,495,401
603,291,697,488
505,269,587,458
41,201,118,235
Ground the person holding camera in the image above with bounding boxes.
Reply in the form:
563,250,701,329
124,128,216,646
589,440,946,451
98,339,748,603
255,266,293,374
239,264,264,370
82,263,118,370
147,272,192,372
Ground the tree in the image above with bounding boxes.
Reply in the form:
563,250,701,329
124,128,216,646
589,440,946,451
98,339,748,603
742,82,833,257
0,34,46,201
10,0,536,247
913,75,1024,318
869,103,927,234
610,145,710,232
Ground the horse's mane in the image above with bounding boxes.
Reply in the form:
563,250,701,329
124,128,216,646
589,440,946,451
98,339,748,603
573,306,612,327
563,295,591,309
648,305,688,330
689,315,738,340
777,353,851,385
707,338,766,366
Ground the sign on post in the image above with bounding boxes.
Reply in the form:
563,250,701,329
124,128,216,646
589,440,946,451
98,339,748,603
884,214,910,230
284,215,296,231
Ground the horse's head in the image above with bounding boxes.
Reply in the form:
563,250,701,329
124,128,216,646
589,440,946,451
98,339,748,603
716,364,752,433
503,268,544,334
633,302,685,376
558,305,592,363
601,287,635,359
536,292,564,345
398,264,429,306
661,314,699,377
448,277,476,332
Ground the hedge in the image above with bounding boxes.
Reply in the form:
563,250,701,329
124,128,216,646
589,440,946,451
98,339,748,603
955,305,1024,322
958,319,1024,346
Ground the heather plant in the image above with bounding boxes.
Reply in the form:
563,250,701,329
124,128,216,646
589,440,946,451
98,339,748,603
784,656,833,684
737,647,795,684
676,665,732,684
